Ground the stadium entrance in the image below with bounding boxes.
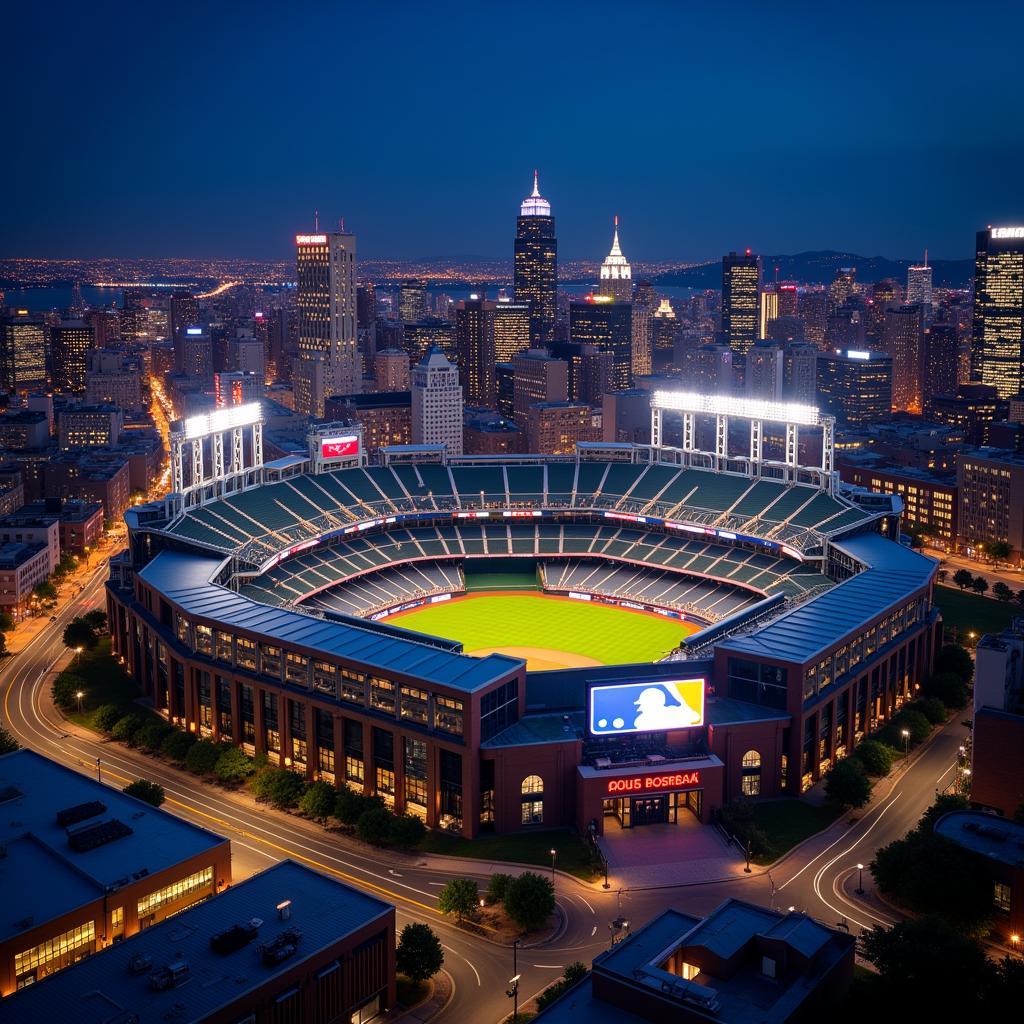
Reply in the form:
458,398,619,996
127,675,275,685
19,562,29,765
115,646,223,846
602,788,702,829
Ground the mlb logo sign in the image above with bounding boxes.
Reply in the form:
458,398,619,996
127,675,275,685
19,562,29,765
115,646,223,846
321,436,359,459
589,678,705,736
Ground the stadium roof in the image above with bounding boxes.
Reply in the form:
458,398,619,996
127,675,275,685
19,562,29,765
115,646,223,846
138,550,523,692
1,860,393,1024
719,533,936,666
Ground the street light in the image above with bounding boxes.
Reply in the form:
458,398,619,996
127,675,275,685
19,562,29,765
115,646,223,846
74,645,83,667
901,728,910,758
75,690,84,714
549,847,557,885
506,938,521,1022
744,837,752,873
856,863,864,895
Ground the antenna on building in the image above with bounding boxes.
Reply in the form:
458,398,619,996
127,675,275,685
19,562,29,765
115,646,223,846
339,216,345,232
314,209,319,231
923,248,928,267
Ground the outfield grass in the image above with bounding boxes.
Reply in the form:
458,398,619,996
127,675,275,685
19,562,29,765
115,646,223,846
934,585,1018,637
384,593,695,665
749,800,844,865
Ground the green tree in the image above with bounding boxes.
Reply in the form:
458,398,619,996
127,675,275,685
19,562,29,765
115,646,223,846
111,713,146,743
917,793,968,834
952,568,973,591
356,806,394,845
1017,589,1024,608
388,813,426,849
892,707,932,745
0,611,14,632
93,703,127,733
395,922,444,983
266,769,306,809
82,609,108,632
34,580,58,602
984,540,1013,562
123,778,165,807
160,728,196,761
333,787,384,826
184,739,224,775
438,877,479,923
503,871,555,931
486,872,513,905
971,575,989,597
993,581,1014,602
915,696,947,725
924,671,969,709
934,643,974,683
300,781,337,823
0,634,7,657
824,757,871,808
51,672,87,710
135,718,174,751
63,617,98,651
0,723,20,754
214,746,256,784
852,738,895,777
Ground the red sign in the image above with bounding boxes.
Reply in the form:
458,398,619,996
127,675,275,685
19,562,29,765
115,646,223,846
607,771,700,796
321,436,359,460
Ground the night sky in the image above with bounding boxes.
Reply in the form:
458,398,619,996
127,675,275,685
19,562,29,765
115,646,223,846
4,0,1023,262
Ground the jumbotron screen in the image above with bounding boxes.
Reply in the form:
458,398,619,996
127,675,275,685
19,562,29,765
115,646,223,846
588,678,705,736
320,435,360,461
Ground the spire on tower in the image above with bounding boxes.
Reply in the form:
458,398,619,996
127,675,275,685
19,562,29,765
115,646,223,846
532,169,540,197
520,170,551,217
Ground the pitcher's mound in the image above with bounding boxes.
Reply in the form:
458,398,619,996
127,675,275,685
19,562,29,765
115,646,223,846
466,646,602,672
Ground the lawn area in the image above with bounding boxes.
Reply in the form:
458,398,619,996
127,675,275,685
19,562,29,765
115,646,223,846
419,827,601,881
61,637,146,729
748,800,844,865
383,593,696,667
934,585,1018,637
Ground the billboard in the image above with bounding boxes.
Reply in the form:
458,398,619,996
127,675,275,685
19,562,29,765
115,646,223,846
320,435,360,461
588,678,705,736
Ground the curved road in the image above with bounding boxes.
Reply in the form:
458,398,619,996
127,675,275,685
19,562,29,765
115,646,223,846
0,558,969,1017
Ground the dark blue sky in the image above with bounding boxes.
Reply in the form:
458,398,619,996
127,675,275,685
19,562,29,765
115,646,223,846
3,0,1023,262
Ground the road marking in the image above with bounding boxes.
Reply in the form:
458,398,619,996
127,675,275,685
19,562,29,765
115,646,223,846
574,893,595,914
443,945,481,986
531,964,564,969
591,925,598,936
389,869,403,877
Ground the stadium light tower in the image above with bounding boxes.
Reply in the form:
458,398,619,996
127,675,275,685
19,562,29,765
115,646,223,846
649,392,836,493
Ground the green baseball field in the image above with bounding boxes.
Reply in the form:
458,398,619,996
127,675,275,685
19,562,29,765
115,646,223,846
382,592,699,670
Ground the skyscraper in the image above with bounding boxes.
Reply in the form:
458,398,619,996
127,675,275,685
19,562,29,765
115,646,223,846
650,297,679,372
492,298,531,362
922,322,960,406
829,267,857,310
721,250,761,356
294,229,360,417
411,347,463,454
50,320,95,392
169,291,200,373
511,349,568,426
398,279,427,324
816,349,893,426
758,287,778,341
455,296,496,407
513,171,557,346
973,226,1024,398
881,304,924,412
569,296,633,390
599,216,632,303
0,311,47,393
906,253,933,322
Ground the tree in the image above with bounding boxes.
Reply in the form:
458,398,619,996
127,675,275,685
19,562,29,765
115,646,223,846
82,609,108,632
94,703,127,732
123,778,165,807
215,746,256,784
924,671,969,709
824,757,871,808
503,871,555,931
953,568,974,591
993,581,1014,602
1017,589,1024,608
891,707,932,745
135,718,174,751
984,540,1013,563
972,575,989,597
395,922,444,983
915,696,947,725
389,813,426,849
852,738,895,777
438,877,479,923
266,769,306,809
0,723,20,754
34,580,57,602
160,728,196,761
334,787,384,826
185,739,224,775
0,633,7,657
51,672,87,711
300,781,337,824
63,617,98,651
936,569,948,585
111,713,146,743
486,872,513,905
917,793,968,834
933,643,974,683
0,611,14,632
356,807,394,845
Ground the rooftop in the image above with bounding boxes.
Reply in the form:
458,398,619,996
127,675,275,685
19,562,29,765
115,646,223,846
0,750,228,945
0,860,393,1024
0,541,48,568
934,810,1024,868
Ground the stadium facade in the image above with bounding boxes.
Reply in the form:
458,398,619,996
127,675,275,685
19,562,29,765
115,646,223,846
107,399,940,839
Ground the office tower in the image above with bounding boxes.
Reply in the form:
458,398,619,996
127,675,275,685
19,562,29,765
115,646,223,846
84,307,120,348
777,283,798,317
496,362,515,420
766,316,805,344
493,298,531,362
603,388,652,444
922,322,960,404
816,349,893,426
759,287,778,341
169,291,200,373
215,370,264,407
374,349,410,391
356,283,376,330
634,280,656,311
403,319,456,364
228,328,264,379
972,226,1024,398
513,170,557,346
928,384,1005,445
411,347,462,454
325,392,412,456
511,349,568,426
688,344,734,394
569,296,633,389
829,266,857,310
294,229,360,417
799,290,828,346
868,279,901,339
826,305,866,350
630,282,655,378
721,250,761,356
745,341,784,400
906,253,933,322
455,296,496,406
599,216,632,303
0,311,47,393
50,320,95,392
398,279,427,324
783,342,818,404
526,402,599,455
881,304,924,412
85,350,145,412
650,297,679,372
180,327,214,382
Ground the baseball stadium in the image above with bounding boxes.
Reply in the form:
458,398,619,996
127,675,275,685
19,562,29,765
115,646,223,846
108,393,940,840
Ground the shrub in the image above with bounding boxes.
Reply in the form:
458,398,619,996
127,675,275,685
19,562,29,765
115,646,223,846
334,787,384,826
389,813,426,849
486,872,513,905
536,962,588,1011
933,644,974,684
135,719,174,752
93,703,126,733
918,793,969,834
123,778,165,807
356,807,395,845
438,877,479,923
185,739,224,775
51,672,87,711
824,757,872,808
160,728,196,762
504,871,555,931
300,781,337,823
892,708,932,746
924,671,969,710
215,746,256,784
251,767,306,809
853,739,896,777
916,696,947,725
0,724,19,754
396,922,444,983
717,799,769,857
111,713,145,743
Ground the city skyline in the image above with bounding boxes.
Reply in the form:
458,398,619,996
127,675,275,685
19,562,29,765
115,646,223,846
3,2,1023,261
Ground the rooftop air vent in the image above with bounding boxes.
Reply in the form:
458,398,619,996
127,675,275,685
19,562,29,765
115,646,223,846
260,928,302,966
56,800,106,827
68,818,133,853
149,957,190,991
211,918,262,955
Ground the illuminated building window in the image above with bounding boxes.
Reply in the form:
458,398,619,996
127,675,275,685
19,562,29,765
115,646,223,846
521,774,544,824
741,750,762,796
434,695,464,736
14,921,95,987
369,676,395,714
995,881,1011,913
110,906,124,941
137,866,214,920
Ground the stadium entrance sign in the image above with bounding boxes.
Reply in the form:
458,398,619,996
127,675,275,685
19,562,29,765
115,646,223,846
607,771,700,795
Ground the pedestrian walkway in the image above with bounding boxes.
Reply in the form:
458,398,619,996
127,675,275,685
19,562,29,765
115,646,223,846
597,812,747,888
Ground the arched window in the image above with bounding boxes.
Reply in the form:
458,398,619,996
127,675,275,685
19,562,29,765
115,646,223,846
741,750,761,797
521,775,544,824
